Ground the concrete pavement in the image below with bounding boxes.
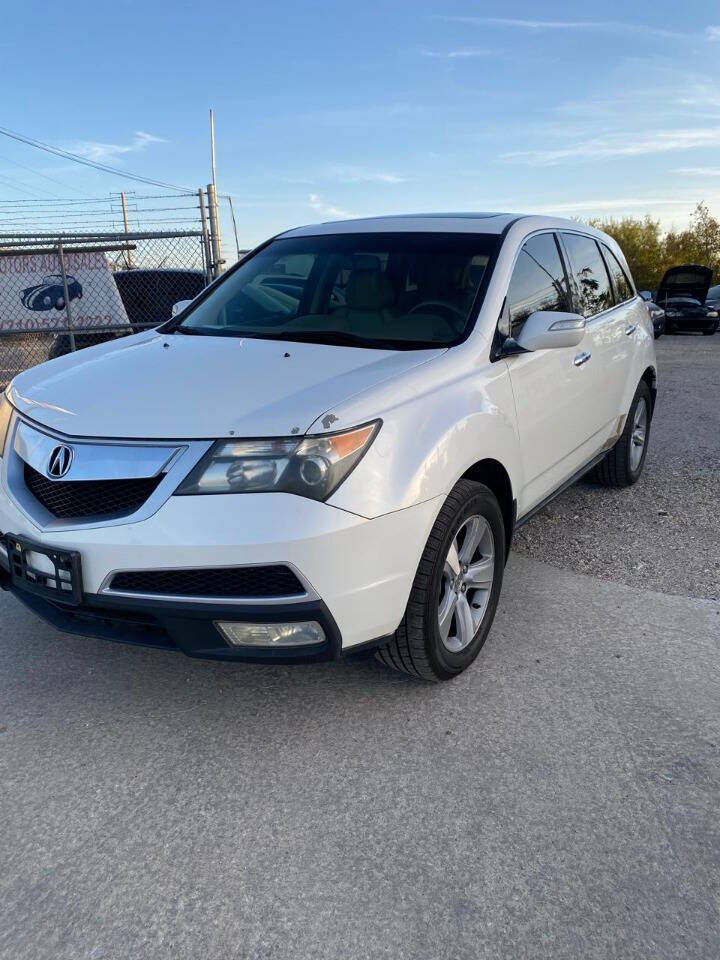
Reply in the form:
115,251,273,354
1,555,718,959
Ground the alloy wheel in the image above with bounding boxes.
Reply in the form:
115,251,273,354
629,398,648,472
437,514,495,653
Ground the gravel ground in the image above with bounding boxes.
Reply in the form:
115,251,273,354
513,334,720,600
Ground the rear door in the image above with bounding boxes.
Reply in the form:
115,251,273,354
502,231,607,513
598,242,642,413
559,232,631,442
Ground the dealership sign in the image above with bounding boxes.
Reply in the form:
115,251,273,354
0,251,130,331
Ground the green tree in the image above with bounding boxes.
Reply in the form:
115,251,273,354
588,215,665,291
590,203,720,291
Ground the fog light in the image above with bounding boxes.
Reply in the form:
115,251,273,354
215,620,325,647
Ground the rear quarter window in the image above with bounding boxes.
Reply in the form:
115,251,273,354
561,233,614,318
602,244,634,304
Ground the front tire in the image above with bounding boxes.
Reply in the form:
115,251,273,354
586,381,652,488
375,480,505,681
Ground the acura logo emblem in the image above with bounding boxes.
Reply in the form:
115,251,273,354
47,444,73,479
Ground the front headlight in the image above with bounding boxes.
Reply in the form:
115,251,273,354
175,420,381,501
665,309,679,318
707,310,719,318
0,393,13,458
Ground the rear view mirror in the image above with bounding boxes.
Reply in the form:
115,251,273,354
516,311,586,351
172,299,192,317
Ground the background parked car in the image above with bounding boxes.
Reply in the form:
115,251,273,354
654,265,718,336
50,268,207,358
638,291,666,339
114,268,206,330
705,282,720,313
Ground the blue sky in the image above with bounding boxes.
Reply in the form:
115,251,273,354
4,0,720,255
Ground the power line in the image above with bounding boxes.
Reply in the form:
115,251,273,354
0,174,49,199
0,192,195,204
0,125,194,192
0,151,83,194
0,204,200,218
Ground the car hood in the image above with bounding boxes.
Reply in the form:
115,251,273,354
656,264,713,305
8,331,445,439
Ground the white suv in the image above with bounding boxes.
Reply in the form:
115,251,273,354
0,214,656,681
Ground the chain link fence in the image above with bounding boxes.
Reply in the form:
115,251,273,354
0,230,211,388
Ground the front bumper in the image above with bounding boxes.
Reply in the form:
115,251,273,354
0,486,443,661
0,562,343,662
667,313,717,332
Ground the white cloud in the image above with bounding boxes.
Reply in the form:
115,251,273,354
67,131,167,163
272,166,407,186
533,198,688,213
706,26,720,40
503,127,720,164
324,165,407,184
309,194,354,219
438,16,686,40
675,166,720,175
421,48,493,59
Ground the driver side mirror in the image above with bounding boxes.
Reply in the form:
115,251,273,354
516,311,586,351
172,299,192,317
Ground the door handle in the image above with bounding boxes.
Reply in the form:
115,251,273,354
625,323,637,335
573,351,591,367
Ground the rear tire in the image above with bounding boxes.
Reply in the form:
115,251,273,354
586,381,652,488
375,479,505,682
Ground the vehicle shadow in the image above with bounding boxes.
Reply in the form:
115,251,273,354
0,593,443,736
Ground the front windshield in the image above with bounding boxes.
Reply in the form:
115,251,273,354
176,232,498,348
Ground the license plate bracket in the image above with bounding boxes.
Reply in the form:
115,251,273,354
5,535,83,606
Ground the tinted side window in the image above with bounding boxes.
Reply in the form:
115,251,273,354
507,233,571,339
561,233,613,318
602,244,633,303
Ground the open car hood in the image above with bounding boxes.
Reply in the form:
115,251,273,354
656,264,713,305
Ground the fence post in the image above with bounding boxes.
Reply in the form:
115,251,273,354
197,188,214,284
206,183,223,278
57,240,76,352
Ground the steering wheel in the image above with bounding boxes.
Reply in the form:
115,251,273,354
408,300,466,337
409,300,466,321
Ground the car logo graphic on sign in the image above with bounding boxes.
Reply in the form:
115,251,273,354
47,444,73,479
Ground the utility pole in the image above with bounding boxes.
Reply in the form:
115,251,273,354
120,191,134,269
208,109,223,276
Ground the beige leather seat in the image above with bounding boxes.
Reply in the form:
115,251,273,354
332,268,396,336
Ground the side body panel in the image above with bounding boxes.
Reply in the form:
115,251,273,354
501,327,608,515
322,345,523,520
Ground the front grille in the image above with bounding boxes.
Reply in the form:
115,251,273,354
108,565,306,598
24,462,164,520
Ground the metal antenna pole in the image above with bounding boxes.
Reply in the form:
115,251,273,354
208,109,223,275
210,108,217,193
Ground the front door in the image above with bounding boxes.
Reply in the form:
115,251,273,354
501,231,608,515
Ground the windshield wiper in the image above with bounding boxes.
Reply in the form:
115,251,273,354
248,329,397,349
